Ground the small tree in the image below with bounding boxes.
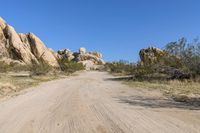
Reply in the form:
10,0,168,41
165,37,200,75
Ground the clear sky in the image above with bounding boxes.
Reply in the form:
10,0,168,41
1,0,200,62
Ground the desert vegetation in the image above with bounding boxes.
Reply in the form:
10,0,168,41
105,38,200,105
0,59,86,99
58,58,85,74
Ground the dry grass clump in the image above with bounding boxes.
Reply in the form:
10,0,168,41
126,80,200,95
0,82,16,97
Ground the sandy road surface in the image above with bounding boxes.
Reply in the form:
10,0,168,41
0,71,200,133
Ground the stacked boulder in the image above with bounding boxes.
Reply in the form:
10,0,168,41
57,49,75,61
57,47,105,70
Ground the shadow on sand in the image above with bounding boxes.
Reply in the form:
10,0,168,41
104,76,134,81
116,95,200,110
105,77,200,110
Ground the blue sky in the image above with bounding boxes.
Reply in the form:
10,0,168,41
1,0,200,62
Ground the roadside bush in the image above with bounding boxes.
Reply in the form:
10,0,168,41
134,37,200,80
133,64,156,78
105,60,135,75
29,62,52,76
165,37,200,75
58,58,85,74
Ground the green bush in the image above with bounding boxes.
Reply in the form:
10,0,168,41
0,61,30,73
29,62,52,76
0,61,10,72
105,60,135,75
58,58,85,74
165,37,200,75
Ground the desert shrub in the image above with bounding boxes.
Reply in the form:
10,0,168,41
165,37,200,75
29,62,52,76
133,64,156,78
0,61,9,72
105,60,135,75
0,61,30,73
58,58,85,73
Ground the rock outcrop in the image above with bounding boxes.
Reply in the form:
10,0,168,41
57,49,75,61
139,47,167,65
0,17,105,70
57,47,105,70
0,25,9,58
28,33,59,67
0,17,59,67
4,25,38,64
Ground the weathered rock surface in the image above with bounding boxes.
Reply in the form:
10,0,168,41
57,49,75,61
28,33,59,67
139,47,167,64
18,33,31,50
0,17,6,29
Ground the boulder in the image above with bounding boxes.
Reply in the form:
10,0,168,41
76,53,104,65
57,49,75,61
89,52,103,58
80,60,104,71
80,60,95,70
4,25,38,64
79,47,86,54
28,33,59,67
57,47,105,70
158,66,191,79
139,47,167,65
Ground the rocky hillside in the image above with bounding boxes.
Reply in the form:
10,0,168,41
0,17,104,70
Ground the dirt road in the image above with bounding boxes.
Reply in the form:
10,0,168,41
0,71,199,133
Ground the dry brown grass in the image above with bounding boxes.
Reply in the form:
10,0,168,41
0,73,61,98
125,80,200,105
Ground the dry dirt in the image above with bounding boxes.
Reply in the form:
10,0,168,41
0,71,199,133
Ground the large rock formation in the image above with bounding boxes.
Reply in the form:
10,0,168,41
57,47,105,70
0,17,105,70
0,17,59,67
